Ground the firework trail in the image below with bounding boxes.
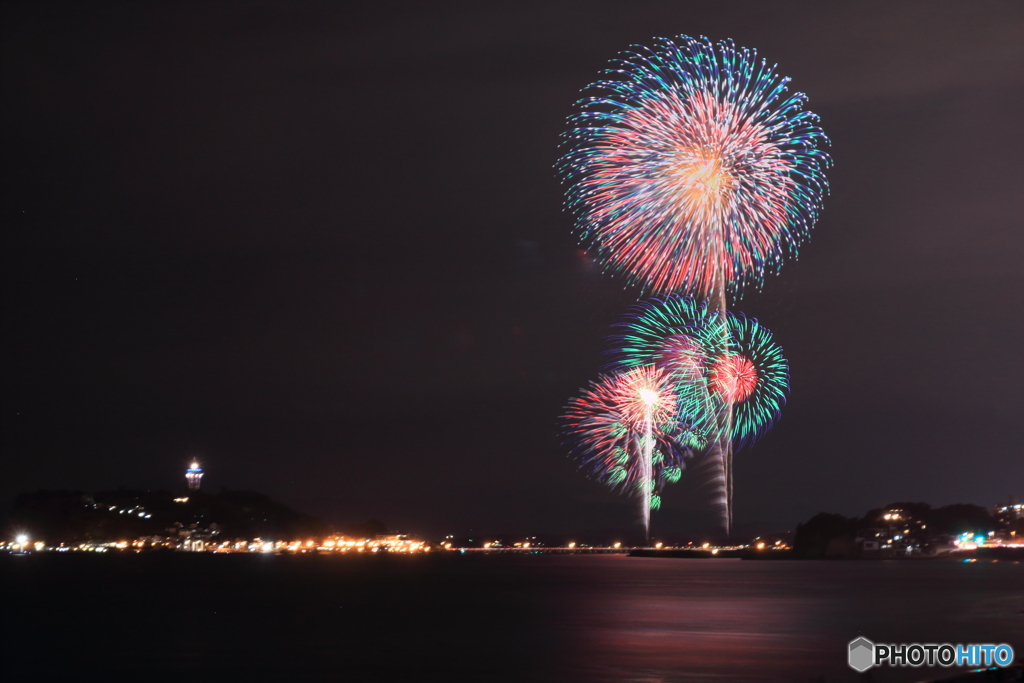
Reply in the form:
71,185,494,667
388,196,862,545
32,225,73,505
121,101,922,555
561,365,689,541
697,310,789,529
561,36,825,532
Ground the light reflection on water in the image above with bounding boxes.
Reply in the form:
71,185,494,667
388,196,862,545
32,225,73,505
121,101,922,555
547,556,1023,682
3,552,1020,681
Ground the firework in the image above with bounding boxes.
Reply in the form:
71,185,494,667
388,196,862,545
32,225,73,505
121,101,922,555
559,35,830,299
613,297,788,447
696,311,789,449
694,311,788,532
608,297,789,531
613,295,719,446
558,36,821,535
615,296,709,370
562,365,689,539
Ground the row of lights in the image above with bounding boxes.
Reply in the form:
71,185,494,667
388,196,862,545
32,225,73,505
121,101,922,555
3,535,436,554
4,535,42,552
452,541,786,551
7,533,791,554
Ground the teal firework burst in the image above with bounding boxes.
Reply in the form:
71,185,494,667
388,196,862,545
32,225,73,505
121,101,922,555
611,296,789,449
695,311,789,448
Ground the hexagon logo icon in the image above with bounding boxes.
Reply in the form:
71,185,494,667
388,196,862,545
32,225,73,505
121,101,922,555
849,637,875,672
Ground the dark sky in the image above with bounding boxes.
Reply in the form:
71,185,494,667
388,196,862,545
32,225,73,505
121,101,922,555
3,1,1022,539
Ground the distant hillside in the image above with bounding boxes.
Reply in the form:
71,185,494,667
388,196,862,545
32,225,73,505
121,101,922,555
8,488,333,543
791,501,1012,558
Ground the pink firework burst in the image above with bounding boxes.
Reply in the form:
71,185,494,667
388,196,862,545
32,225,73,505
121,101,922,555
614,365,679,428
708,353,759,404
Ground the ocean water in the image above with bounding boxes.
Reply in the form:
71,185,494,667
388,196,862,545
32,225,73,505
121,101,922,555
2,553,1021,681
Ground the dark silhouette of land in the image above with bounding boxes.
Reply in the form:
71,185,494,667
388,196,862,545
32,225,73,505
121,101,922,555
792,501,1020,558
7,488,338,544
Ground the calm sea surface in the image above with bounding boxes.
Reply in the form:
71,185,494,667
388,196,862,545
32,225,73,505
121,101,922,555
3,553,1021,682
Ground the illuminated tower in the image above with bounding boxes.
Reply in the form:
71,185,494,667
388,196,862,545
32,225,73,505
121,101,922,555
186,461,204,491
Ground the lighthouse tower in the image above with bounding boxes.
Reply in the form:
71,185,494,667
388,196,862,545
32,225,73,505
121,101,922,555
186,461,204,491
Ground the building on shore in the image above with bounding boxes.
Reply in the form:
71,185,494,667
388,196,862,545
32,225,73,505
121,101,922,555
186,461,204,490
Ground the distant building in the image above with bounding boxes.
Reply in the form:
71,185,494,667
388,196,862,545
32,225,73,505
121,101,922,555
174,521,219,552
186,461,204,491
854,507,931,557
994,497,1022,523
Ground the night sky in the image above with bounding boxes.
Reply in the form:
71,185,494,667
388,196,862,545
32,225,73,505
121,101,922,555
3,1,1022,539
